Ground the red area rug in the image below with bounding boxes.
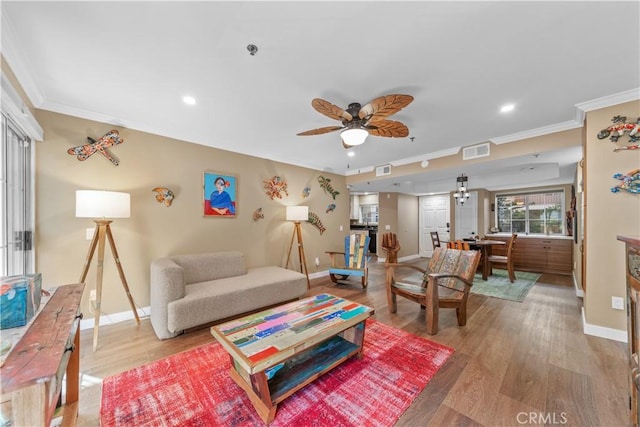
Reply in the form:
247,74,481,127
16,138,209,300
100,320,453,426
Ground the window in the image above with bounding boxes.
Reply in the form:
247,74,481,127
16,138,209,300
1,113,34,276
496,190,564,236
360,204,379,224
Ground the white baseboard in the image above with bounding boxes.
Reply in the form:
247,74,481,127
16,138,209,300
376,254,421,263
309,270,328,279
581,307,627,343
80,306,150,331
573,272,584,298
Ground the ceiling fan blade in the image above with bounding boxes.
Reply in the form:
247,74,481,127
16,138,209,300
366,120,409,138
359,94,414,120
311,98,353,122
297,125,344,136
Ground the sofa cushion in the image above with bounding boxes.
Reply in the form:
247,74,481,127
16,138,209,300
172,251,246,284
167,266,307,332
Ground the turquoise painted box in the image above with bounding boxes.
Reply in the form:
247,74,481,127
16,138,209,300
0,274,42,329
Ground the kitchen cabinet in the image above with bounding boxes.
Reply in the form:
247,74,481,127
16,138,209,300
488,235,573,275
618,235,640,426
350,195,360,220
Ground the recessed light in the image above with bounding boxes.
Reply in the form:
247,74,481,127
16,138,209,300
347,151,355,157
183,96,197,105
500,103,515,113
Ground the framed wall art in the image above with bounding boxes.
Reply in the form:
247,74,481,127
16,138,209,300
203,172,237,217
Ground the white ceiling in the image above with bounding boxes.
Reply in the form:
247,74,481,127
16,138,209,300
2,1,639,194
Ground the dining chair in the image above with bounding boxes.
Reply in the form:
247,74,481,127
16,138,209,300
488,233,518,282
430,231,441,248
448,240,470,250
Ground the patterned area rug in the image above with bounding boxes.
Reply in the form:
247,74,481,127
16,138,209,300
471,269,541,302
100,319,453,426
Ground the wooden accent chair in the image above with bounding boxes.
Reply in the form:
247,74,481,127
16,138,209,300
488,233,518,283
430,231,441,248
326,233,371,288
381,232,401,263
385,247,481,334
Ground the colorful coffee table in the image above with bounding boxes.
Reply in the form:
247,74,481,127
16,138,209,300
210,293,374,424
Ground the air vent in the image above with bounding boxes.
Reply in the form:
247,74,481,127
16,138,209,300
463,143,490,160
375,164,392,176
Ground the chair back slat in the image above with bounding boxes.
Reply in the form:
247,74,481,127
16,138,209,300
424,247,479,291
430,231,441,248
345,233,368,268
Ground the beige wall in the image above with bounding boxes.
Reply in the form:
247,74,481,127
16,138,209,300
34,110,349,319
397,194,419,257
378,192,397,257
583,100,640,330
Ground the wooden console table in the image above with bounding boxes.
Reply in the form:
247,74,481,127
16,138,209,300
1,283,84,426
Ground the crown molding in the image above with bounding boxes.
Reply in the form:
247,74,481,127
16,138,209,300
1,73,44,140
1,11,45,107
389,146,462,167
490,120,582,145
345,165,374,176
575,88,640,113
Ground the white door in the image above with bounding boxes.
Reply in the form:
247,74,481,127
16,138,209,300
419,194,450,257
454,191,478,240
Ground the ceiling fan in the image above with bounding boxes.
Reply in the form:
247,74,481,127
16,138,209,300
297,94,414,148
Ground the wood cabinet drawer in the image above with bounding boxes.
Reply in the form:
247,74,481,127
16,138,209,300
485,236,573,275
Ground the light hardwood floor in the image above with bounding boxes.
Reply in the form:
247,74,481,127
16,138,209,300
77,259,629,426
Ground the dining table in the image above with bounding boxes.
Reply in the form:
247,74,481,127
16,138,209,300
467,239,506,280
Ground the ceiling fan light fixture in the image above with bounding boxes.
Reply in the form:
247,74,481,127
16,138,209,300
341,128,368,146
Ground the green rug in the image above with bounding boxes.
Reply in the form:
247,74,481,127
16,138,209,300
471,269,541,302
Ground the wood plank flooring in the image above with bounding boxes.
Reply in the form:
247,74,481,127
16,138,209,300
76,259,629,426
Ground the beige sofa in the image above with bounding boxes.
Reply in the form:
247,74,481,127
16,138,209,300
150,251,308,340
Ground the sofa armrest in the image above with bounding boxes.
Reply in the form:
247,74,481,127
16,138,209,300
150,257,186,339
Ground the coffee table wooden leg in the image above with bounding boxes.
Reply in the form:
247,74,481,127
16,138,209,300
229,368,277,424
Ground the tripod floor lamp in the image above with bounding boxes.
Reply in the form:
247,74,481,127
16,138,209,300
76,190,139,351
285,205,310,290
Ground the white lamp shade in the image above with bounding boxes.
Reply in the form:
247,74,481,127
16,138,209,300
341,128,368,146
76,190,131,218
286,205,309,221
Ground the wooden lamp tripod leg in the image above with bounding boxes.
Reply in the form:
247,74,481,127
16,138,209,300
285,222,310,290
285,224,297,271
295,222,310,290
105,224,140,324
79,220,139,352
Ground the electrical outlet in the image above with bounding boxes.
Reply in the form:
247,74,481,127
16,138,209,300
314,257,320,266
340,225,343,231
90,290,97,311
612,296,625,310
86,228,94,240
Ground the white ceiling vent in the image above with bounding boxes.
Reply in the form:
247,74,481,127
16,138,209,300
463,143,490,160
375,164,392,177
